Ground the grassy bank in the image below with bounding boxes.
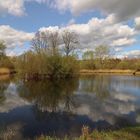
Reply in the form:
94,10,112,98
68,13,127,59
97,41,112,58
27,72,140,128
0,68,15,75
80,69,140,75
37,126,140,140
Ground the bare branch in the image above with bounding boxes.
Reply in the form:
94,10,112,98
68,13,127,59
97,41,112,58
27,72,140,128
62,30,79,56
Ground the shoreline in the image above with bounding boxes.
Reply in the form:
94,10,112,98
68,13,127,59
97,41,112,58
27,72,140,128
1,69,140,77
80,69,140,76
37,126,140,140
0,68,16,75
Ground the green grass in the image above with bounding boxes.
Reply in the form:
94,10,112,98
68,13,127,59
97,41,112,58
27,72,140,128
36,127,140,140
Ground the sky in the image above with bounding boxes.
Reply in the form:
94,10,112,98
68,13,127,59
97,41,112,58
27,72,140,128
0,0,140,58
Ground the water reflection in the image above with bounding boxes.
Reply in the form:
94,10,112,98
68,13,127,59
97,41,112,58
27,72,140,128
0,76,10,104
0,75,139,139
18,78,79,112
75,75,140,127
79,75,111,99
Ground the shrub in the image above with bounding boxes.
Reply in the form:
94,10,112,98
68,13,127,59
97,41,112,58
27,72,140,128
17,52,79,79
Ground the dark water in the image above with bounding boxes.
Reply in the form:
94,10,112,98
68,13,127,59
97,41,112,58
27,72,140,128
0,75,140,139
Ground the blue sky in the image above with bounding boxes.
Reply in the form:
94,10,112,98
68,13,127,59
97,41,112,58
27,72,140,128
0,2,102,31
0,0,140,58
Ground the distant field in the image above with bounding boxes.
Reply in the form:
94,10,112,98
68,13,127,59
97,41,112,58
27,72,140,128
80,69,140,75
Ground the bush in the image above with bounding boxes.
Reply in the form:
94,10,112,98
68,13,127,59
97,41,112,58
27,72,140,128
80,58,140,70
17,52,79,79
117,60,135,70
43,55,79,78
0,56,14,69
80,60,96,70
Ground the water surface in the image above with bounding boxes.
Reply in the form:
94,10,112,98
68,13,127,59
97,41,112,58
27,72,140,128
0,75,140,139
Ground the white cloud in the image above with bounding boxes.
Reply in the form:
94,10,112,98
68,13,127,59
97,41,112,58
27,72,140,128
112,38,136,47
135,17,140,30
67,18,75,25
123,50,140,58
114,47,123,52
0,15,137,57
39,26,59,32
0,25,34,48
0,0,25,16
52,0,140,22
117,50,140,58
39,15,136,52
1,0,140,24
0,0,48,16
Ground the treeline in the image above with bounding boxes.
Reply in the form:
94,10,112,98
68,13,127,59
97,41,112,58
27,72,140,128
15,30,79,79
0,41,14,69
80,58,140,70
80,45,140,70
19,78,79,112
1,30,140,78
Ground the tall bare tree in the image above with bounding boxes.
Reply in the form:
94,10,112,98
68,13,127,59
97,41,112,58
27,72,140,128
0,41,6,57
82,51,94,60
62,30,78,56
32,31,59,56
32,31,48,54
48,31,59,55
95,45,111,60
94,45,114,68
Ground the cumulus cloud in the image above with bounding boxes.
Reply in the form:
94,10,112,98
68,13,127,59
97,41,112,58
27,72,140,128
1,0,140,23
112,38,136,47
0,25,34,48
135,17,140,30
122,50,140,58
52,0,140,22
1,0,140,25
39,15,136,51
0,0,48,16
0,15,138,57
0,0,25,16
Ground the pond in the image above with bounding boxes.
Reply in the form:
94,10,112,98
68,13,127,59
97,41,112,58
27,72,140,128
0,75,140,139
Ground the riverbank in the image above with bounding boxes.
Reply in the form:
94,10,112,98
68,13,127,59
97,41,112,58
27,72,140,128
0,68,16,75
37,126,140,140
80,69,140,75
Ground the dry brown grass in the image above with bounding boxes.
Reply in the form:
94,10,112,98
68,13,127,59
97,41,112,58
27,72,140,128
80,69,139,75
0,68,11,75
136,71,140,75
0,67,15,75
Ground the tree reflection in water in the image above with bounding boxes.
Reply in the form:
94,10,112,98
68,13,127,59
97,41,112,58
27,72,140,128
79,75,111,99
0,76,10,104
18,78,79,113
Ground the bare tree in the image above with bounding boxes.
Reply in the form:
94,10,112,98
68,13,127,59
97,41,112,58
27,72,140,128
48,31,59,55
0,41,6,57
95,45,111,60
62,30,78,56
32,31,48,53
82,51,94,60
32,31,60,56
94,45,115,68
